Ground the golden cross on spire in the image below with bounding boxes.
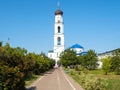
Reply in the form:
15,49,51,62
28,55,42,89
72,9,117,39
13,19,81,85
57,2,60,9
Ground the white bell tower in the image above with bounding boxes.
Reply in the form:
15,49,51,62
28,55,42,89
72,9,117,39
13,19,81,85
48,3,64,67
54,3,64,63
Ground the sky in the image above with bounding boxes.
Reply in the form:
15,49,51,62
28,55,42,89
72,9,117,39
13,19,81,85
0,0,120,54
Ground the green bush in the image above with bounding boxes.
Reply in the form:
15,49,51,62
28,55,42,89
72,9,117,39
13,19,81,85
70,69,107,90
83,78,107,90
0,66,25,90
115,68,120,75
0,43,55,90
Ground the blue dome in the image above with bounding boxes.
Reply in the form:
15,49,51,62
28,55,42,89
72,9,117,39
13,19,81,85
71,44,84,49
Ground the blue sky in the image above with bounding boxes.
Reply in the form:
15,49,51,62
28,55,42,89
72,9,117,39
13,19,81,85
0,0,120,54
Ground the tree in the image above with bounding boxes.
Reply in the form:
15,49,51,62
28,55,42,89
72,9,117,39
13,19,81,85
111,48,120,74
0,43,26,90
77,55,85,66
81,50,98,70
60,49,78,67
102,57,111,75
0,42,55,90
0,41,2,47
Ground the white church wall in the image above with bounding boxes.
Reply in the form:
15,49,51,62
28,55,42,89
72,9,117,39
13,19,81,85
97,60,103,69
75,48,84,54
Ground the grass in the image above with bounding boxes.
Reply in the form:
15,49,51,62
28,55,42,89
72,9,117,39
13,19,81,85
68,69,120,90
106,78,120,90
89,70,120,90
25,74,41,86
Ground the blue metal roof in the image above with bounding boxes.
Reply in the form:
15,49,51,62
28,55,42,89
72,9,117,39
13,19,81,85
80,52,88,55
76,52,88,55
71,44,84,49
48,50,54,53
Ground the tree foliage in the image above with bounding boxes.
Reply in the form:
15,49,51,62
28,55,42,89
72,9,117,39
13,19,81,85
79,50,98,70
60,49,98,70
111,48,120,74
0,43,55,90
102,57,111,75
60,49,78,67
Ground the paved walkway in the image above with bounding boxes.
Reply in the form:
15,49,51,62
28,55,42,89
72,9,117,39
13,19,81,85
27,67,83,90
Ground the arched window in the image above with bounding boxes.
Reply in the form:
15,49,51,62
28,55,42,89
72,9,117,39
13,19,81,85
57,37,61,45
58,26,60,33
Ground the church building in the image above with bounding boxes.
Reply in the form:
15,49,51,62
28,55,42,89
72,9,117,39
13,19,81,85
70,44,84,56
48,4,64,67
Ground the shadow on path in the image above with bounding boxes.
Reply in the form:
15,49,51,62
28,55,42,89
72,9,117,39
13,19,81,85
26,86,36,90
43,69,55,76
26,69,56,89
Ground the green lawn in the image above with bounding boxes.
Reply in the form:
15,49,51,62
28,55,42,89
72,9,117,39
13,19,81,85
68,69,120,90
106,78,120,90
89,70,120,90
25,75,41,86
